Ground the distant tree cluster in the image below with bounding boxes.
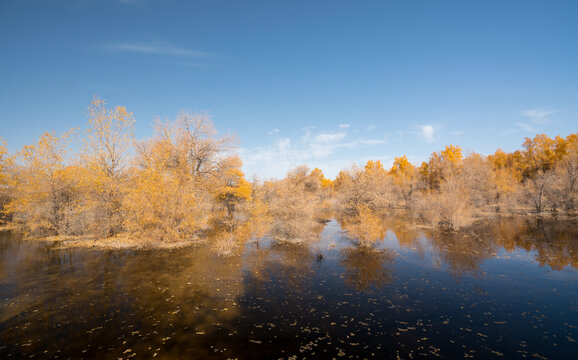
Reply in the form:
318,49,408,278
333,132,577,231
0,98,576,252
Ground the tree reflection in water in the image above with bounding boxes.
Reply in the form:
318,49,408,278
0,215,577,359
490,216,578,270
339,246,395,292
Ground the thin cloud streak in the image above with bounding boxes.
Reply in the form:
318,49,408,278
512,108,555,133
315,132,346,143
360,139,386,145
103,42,211,57
521,108,554,124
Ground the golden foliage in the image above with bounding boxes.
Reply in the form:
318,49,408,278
125,134,210,242
441,144,463,167
266,166,324,244
389,156,414,181
154,111,236,180
8,130,83,235
0,139,13,186
214,156,252,216
340,205,385,246
522,133,558,176
123,111,240,243
412,177,473,230
0,139,15,220
82,96,135,236
340,247,394,292
389,156,416,205
423,145,463,189
336,162,393,214
4,96,577,243
84,96,134,179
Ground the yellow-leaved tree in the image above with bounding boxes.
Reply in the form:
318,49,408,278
389,155,416,206
0,139,15,221
163,111,237,182
9,130,81,235
247,180,272,240
412,145,472,229
425,145,463,189
124,112,235,242
522,134,557,178
336,160,393,214
308,168,333,191
214,156,252,217
124,137,207,241
83,96,135,236
339,204,386,247
487,148,522,210
460,152,494,208
267,166,324,244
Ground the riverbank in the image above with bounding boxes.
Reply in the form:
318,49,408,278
0,226,202,250
1,209,575,251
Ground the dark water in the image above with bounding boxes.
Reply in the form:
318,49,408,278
0,217,577,359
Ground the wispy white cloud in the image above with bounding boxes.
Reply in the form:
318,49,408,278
366,125,375,130
360,139,386,145
315,132,346,143
339,123,350,129
240,126,387,179
514,108,555,133
417,125,435,143
277,138,291,153
268,129,280,135
103,42,210,58
521,108,554,124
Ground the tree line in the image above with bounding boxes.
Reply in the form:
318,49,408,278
0,98,576,250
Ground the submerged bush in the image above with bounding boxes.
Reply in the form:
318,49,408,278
266,166,325,244
339,205,386,246
412,177,473,230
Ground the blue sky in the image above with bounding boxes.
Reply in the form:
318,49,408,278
1,0,577,179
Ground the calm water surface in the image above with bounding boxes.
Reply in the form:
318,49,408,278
0,217,577,359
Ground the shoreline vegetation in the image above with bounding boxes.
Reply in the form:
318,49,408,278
0,98,576,253
0,211,574,251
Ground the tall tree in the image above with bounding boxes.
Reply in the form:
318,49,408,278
155,112,236,182
83,96,135,236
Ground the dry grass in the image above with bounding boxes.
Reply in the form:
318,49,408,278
21,232,202,250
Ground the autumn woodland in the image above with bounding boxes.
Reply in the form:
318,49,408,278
0,98,576,253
